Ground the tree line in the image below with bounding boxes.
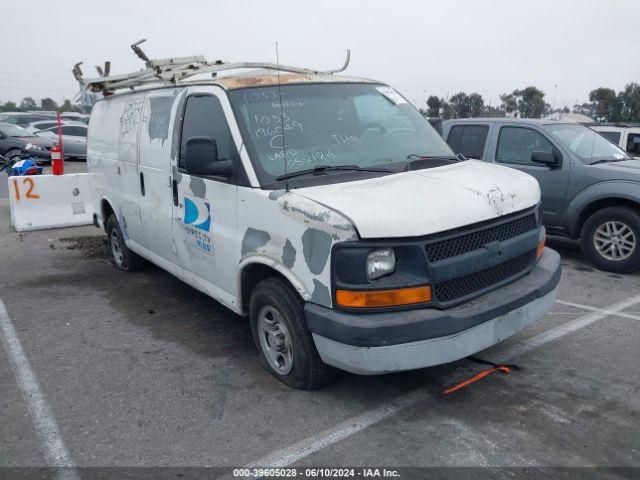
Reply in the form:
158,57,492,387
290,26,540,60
419,83,640,122
0,96,83,113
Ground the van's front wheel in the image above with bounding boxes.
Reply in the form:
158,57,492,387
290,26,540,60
105,215,145,271
249,277,336,389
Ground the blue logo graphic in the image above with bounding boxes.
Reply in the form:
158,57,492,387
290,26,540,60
183,196,211,232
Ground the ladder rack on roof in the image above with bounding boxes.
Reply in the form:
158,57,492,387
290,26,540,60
73,39,351,97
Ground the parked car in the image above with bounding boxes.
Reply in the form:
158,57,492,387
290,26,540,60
589,123,640,158
0,113,54,127
0,122,52,164
61,113,90,124
24,120,64,133
443,118,640,273
35,123,87,160
87,68,560,389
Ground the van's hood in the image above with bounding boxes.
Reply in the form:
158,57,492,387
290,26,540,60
291,160,540,239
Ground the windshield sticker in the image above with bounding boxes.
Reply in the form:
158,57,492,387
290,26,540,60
376,86,407,105
183,195,213,256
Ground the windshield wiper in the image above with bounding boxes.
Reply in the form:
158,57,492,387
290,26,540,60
590,158,630,165
276,164,394,181
407,153,466,162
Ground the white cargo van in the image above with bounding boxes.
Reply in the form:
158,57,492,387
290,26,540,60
85,55,560,389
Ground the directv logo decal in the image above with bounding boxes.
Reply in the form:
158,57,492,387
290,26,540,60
183,195,213,255
183,196,211,232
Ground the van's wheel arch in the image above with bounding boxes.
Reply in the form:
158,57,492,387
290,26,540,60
105,214,145,271
580,206,640,273
249,276,336,390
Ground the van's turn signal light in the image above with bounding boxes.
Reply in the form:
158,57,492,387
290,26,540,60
537,236,546,260
336,286,432,308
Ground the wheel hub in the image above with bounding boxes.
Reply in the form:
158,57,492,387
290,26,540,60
257,305,293,375
594,221,636,261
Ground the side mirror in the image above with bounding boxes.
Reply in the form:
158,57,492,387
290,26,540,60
185,136,233,177
531,150,559,168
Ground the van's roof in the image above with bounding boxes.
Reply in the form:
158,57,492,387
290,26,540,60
99,71,380,100
211,71,378,90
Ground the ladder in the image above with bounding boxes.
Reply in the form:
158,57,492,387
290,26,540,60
73,39,351,97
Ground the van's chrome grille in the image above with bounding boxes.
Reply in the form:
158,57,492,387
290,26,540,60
425,214,536,262
433,250,535,303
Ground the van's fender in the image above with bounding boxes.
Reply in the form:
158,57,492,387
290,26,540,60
238,254,311,300
236,188,358,312
564,180,640,237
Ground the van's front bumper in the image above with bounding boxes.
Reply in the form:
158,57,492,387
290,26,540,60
305,248,561,375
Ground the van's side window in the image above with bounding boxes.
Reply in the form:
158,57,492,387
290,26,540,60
179,95,237,170
496,127,554,165
447,125,489,159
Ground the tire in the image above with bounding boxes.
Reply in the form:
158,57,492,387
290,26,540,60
5,149,22,163
580,206,640,274
249,277,336,390
105,214,145,271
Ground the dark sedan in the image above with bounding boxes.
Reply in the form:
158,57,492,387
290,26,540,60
0,122,52,164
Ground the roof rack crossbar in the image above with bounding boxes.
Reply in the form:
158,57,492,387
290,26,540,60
73,42,351,96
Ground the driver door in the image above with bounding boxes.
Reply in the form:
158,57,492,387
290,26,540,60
172,88,239,298
494,125,569,228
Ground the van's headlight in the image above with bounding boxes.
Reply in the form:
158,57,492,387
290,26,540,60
367,248,396,280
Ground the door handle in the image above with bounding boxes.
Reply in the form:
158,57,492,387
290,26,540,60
140,172,145,196
172,178,178,206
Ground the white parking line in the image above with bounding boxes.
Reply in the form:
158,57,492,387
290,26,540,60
0,298,79,480
555,299,640,321
496,293,640,361
245,293,640,468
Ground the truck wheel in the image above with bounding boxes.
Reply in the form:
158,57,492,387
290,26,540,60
249,277,336,390
581,207,640,273
105,214,145,271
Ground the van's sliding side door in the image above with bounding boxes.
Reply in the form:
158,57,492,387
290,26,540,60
137,91,179,263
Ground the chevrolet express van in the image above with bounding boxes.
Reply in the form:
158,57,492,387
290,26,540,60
88,71,560,389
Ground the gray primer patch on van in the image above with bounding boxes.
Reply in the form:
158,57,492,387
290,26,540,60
311,279,331,305
241,228,271,256
190,176,206,198
302,228,332,274
148,96,174,143
170,90,188,160
282,239,296,268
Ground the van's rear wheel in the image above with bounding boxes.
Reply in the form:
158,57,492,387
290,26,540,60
105,214,145,271
249,277,336,390
581,207,640,273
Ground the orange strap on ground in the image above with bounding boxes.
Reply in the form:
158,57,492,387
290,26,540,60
444,366,511,395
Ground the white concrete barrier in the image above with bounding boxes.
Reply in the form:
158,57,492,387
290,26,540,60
8,173,102,232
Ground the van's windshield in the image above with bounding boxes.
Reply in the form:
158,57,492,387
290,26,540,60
228,83,455,185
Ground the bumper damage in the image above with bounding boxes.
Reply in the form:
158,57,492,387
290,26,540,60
305,248,561,375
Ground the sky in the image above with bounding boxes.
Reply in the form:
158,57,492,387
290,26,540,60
1,0,639,110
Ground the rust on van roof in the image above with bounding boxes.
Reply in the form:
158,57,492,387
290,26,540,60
211,72,377,90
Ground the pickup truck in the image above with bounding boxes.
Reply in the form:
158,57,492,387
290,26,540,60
443,118,640,273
